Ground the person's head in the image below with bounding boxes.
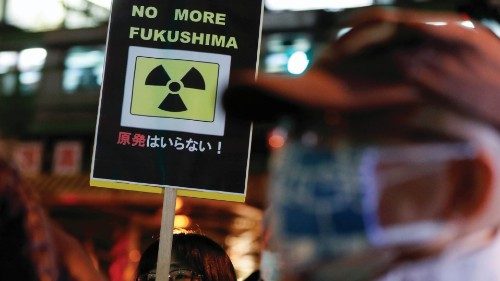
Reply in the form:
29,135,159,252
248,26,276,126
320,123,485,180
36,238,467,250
223,7,500,280
0,159,59,281
136,232,237,281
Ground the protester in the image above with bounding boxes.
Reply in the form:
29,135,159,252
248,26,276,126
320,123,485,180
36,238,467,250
136,232,237,281
223,7,500,281
0,159,60,281
0,158,106,281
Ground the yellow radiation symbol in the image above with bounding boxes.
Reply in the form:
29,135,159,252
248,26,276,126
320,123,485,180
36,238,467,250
130,56,219,122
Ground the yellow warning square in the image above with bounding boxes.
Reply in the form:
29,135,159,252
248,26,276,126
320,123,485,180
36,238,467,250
131,56,219,122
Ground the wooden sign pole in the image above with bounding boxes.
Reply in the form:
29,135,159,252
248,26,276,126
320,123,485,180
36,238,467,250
155,188,177,281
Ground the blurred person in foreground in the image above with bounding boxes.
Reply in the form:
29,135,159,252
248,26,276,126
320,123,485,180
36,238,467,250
0,158,106,281
136,232,237,281
223,7,500,281
0,159,59,281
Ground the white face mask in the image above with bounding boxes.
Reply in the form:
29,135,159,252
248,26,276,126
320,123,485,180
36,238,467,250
376,229,500,281
269,107,500,280
361,142,474,247
269,139,478,279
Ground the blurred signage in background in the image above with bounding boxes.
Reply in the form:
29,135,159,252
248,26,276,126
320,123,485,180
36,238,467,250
91,0,263,202
13,142,43,177
270,144,367,274
53,141,83,176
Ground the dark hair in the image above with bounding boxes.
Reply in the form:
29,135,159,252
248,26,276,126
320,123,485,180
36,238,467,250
137,232,237,281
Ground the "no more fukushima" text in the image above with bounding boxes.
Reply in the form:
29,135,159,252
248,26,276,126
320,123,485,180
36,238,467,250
129,6,238,49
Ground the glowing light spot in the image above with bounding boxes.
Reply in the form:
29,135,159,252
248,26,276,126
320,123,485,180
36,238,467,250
425,21,447,26
0,52,18,74
287,51,309,75
460,20,475,29
268,128,288,150
18,48,47,71
59,194,79,205
20,72,41,85
6,0,65,31
268,135,285,149
129,250,141,262
174,215,191,228
175,197,183,211
337,27,352,39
